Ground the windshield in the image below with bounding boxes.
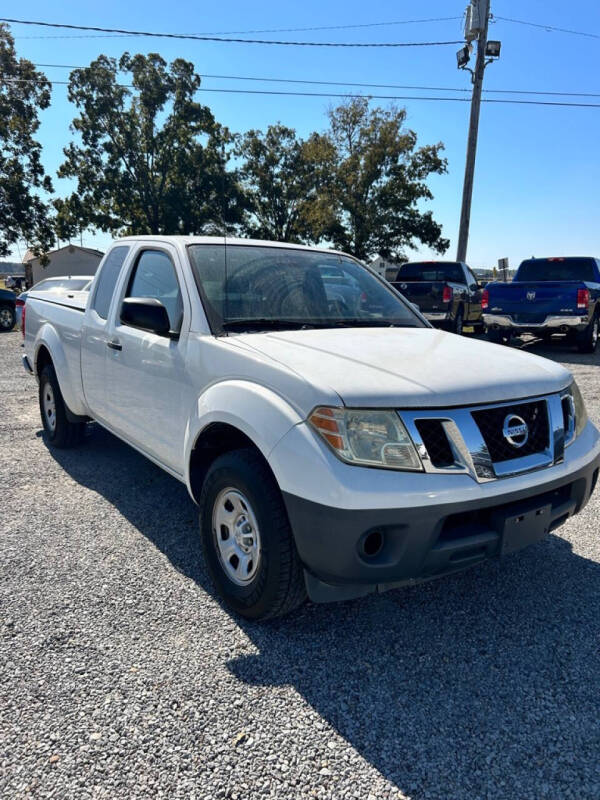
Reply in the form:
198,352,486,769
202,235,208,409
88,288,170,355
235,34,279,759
33,278,91,292
397,262,464,283
187,244,425,333
516,258,598,282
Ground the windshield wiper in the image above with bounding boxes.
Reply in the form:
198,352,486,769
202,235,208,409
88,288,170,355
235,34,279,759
323,319,418,328
221,318,319,332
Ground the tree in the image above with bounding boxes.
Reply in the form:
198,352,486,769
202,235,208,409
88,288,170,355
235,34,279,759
0,24,54,257
313,98,449,262
59,53,245,236
237,124,332,242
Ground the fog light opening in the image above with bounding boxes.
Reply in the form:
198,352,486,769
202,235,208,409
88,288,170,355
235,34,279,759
362,530,384,558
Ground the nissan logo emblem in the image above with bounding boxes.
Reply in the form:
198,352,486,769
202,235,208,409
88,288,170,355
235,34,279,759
503,414,529,448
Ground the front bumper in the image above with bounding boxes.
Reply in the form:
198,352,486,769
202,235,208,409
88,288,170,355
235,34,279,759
483,314,587,332
283,451,600,602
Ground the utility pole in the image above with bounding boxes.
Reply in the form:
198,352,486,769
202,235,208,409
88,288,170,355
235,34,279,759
456,0,500,262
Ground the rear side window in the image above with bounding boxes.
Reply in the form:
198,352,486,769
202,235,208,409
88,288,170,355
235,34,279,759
516,258,597,282
397,262,464,283
92,246,130,319
125,250,183,331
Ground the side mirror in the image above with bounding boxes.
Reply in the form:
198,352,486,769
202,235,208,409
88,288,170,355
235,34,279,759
120,297,172,336
470,283,479,292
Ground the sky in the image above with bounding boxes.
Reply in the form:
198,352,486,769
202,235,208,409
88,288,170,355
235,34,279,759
3,0,600,269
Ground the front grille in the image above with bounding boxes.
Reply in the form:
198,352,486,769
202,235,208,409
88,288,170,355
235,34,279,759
471,401,550,463
415,419,454,468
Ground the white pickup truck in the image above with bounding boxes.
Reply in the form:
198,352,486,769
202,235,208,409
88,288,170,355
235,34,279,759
23,237,600,619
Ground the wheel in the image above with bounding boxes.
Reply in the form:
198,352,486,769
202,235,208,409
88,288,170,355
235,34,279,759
487,328,511,346
576,313,599,353
0,304,15,332
453,308,464,336
199,448,306,620
39,364,85,448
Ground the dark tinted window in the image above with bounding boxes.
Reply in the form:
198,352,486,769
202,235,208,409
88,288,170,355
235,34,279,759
125,250,183,331
516,258,597,282
188,244,424,333
92,246,129,319
397,262,465,283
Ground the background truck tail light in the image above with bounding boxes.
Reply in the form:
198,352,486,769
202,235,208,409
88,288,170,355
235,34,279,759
442,286,453,304
481,289,489,310
577,288,590,310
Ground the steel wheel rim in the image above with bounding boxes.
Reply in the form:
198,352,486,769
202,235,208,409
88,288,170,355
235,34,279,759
212,488,261,586
0,308,13,328
42,384,57,432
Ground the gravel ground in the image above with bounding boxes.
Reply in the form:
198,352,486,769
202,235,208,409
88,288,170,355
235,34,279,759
1,329,600,800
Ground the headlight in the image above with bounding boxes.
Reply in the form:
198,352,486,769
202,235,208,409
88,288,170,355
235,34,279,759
571,381,588,437
309,407,422,471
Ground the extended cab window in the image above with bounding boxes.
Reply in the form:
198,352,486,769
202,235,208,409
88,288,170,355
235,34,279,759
92,246,130,319
125,250,183,331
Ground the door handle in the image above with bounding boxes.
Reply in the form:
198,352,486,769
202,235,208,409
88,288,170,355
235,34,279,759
107,340,122,351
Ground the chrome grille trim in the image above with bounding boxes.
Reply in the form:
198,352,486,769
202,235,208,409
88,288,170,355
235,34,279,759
399,393,567,484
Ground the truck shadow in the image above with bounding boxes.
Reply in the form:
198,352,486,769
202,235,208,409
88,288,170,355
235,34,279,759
49,427,600,798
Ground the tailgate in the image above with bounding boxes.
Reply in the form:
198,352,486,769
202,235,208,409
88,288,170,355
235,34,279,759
488,282,581,322
392,281,448,313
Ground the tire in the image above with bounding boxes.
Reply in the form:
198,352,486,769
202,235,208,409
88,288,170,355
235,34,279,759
39,364,85,448
576,313,599,354
199,448,307,620
487,328,511,346
453,308,464,336
0,304,15,332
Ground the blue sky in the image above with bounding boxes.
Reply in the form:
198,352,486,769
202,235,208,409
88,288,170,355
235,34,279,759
4,0,600,268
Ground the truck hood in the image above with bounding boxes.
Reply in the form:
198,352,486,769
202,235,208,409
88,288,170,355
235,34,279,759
237,327,572,408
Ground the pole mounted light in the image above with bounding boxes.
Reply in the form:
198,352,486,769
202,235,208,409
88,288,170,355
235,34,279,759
485,40,501,58
456,44,471,69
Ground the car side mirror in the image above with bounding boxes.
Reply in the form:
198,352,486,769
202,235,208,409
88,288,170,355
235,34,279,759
470,283,479,292
120,297,173,336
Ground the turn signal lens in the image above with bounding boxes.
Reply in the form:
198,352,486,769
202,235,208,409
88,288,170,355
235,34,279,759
571,381,588,437
309,407,422,471
481,289,489,310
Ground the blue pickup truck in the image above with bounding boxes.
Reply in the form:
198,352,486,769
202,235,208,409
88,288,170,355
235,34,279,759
483,257,600,353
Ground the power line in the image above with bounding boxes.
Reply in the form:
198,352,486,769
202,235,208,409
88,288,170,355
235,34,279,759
495,15,600,40
12,16,463,38
4,76,600,107
0,18,463,47
32,63,600,99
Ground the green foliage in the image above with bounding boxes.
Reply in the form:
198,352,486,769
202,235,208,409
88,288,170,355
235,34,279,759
0,24,54,258
237,124,333,243
59,53,246,236
313,97,449,262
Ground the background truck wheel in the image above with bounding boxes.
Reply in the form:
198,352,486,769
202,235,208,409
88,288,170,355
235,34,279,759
453,309,464,336
576,313,599,354
39,364,85,447
0,304,15,332
487,328,511,346
199,448,306,620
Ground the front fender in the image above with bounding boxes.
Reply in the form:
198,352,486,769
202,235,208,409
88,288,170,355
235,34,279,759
183,379,304,497
34,323,87,416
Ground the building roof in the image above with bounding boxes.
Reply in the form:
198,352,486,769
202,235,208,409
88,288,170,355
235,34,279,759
23,244,104,263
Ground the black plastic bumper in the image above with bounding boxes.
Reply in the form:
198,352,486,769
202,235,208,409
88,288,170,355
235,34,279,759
283,455,600,603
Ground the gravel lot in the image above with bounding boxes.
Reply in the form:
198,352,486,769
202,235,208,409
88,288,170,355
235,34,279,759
1,329,600,800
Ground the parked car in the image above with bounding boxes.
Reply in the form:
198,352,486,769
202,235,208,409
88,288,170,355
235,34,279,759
392,260,483,335
23,237,600,619
483,257,600,351
16,276,93,331
0,287,17,332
